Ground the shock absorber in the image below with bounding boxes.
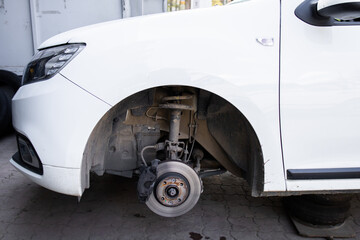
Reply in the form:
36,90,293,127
159,95,195,161
169,109,181,143
168,109,182,160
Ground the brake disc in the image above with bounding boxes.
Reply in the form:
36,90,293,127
146,161,202,217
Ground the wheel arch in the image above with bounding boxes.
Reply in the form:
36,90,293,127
81,85,268,196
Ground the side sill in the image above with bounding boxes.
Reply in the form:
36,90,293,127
287,168,360,180
258,189,360,197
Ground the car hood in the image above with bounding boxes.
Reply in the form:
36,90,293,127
39,18,131,49
39,6,222,50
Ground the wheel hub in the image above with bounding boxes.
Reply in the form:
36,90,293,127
156,174,189,207
145,161,202,217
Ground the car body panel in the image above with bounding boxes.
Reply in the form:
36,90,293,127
12,74,110,169
280,0,360,191
11,0,360,197
10,158,83,196
58,1,285,192
287,178,360,192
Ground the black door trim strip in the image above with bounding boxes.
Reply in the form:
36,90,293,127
287,168,360,180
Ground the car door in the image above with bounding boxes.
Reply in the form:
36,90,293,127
280,0,360,191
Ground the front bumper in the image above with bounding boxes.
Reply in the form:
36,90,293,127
10,155,83,196
11,73,110,196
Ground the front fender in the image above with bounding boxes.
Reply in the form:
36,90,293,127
60,0,285,192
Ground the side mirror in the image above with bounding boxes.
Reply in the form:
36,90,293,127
317,0,360,20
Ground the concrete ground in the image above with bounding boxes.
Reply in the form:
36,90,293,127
1,133,360,240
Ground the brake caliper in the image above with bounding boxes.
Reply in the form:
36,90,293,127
137,159,160,202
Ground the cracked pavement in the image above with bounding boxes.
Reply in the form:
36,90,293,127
1,134,360,240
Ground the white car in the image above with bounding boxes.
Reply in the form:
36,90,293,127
11,0,360,217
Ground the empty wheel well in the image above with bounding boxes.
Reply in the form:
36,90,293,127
82,86,264,196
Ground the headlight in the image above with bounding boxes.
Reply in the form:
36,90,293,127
22,43,85,85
